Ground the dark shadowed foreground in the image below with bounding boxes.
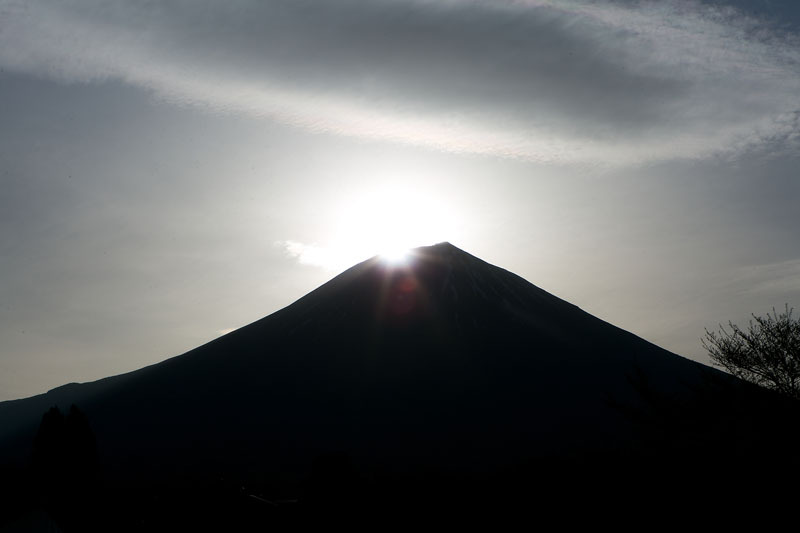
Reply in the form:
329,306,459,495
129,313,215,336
1,243,798,530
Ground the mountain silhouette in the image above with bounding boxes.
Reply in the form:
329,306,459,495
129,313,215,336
1,243,796,527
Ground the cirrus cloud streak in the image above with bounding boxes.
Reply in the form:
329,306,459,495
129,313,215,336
1,0,798,164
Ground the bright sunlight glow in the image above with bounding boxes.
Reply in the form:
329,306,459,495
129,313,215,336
379,245,411,264
291,185,462,271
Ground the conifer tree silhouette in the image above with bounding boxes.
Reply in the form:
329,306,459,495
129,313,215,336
30,404,98,530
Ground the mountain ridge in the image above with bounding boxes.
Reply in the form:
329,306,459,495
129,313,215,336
3,241,694,402
6,241,797,527
1,243,714,466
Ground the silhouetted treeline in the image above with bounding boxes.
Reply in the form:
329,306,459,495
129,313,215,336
607,364,800,518
3,404,100,531
4,376,800,531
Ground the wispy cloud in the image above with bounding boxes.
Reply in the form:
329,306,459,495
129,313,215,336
730,258,800,296
2,0,798,164
280,240,340,270
279,240,379,272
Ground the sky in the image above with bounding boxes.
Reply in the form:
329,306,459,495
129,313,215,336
1,0,799,401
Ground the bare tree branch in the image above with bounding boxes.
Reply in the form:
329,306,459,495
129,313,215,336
702,305,800,400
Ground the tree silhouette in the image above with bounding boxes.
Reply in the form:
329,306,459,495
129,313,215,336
703,305,800,400
31,406,67,483
30,404,98,530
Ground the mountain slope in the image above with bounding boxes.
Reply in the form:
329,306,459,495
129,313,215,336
10,243,800,531
7,242,781,527
0,243,715,468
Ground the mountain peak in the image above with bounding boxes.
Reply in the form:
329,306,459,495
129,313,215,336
378,241,484,272
407,241,480,264
0,242,728,524
422,240,458,250
410,240,466,256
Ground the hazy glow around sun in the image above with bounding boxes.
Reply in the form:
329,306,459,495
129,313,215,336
285,185,462,271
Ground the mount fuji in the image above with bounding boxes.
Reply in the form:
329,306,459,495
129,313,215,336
1,243,795,527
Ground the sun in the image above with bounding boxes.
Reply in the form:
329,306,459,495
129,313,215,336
379,245,411,264
284,184,463,271
321,185,459,269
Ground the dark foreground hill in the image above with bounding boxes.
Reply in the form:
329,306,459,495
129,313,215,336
1,243,798,529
